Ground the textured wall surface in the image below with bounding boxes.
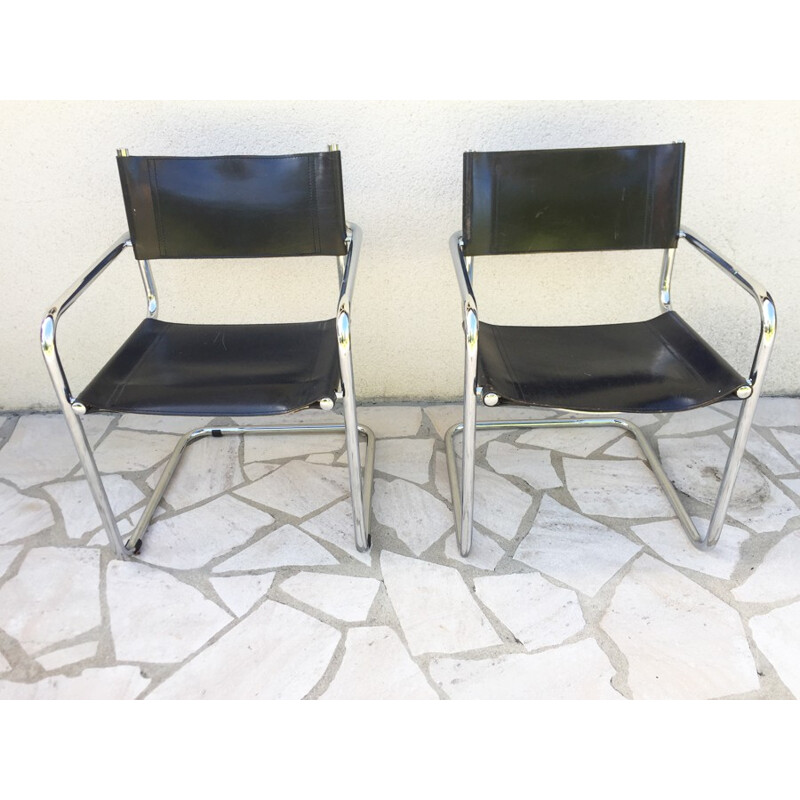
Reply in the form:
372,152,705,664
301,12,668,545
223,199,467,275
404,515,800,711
2,100,799,410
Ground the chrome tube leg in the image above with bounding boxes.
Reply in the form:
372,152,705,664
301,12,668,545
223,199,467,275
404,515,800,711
459,307,479,556
125,428,204,554
337,310,370,552
63,410,129,559
704,392,761,547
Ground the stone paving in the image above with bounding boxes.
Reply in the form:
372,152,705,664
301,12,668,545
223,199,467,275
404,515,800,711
0,398,798,700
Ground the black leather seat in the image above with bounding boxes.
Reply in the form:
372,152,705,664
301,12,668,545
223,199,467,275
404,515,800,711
477,312,744,414
78,318,341,417
42,148,375,559
446,143,776,556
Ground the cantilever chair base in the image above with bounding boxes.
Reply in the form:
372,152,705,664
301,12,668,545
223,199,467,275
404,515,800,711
111,424,375,557
42,149,374,561
447,144,776,559
444,401,759,557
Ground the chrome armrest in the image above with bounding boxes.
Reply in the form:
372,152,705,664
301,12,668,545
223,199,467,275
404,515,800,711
678,227,777,386
41,233,131,406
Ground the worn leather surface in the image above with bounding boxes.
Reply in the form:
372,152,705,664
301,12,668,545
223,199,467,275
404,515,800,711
463,143,684,255
477,311,745,413
78,317,341,415
118,152,348,259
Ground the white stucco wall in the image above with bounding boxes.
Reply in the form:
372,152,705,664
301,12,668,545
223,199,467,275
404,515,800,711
2,100,798,410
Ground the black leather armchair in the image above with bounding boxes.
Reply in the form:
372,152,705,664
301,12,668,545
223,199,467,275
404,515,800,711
446,143,776,556
41,147,374,558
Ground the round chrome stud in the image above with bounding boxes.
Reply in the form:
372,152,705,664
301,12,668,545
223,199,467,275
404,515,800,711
319,397,335,411
736,385,753,399
483,392,499,407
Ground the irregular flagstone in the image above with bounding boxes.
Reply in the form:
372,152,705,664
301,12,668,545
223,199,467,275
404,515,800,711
244,432,342,462
749,601,800,698
42,475,144,539
300,501,372,566
373,479,452,556
713,400,741,419
214,524,338,572
424,405,463,441
434,452,453,501
375,438,434,484
36,641,98,671
732,531,800,604
754,397,800,428
773,430,800,464
631,518,748,580
564,457,673,518
0,547,100,655
659,434,771,507
0,483,55,544
235,460,350,518
147,600,340,700
513,496,641,596
380,551,501,656
0,652,9,673
335,441,366,465
601,554,758,699
744,430,797,476
474,573,585,651
785,479,800,497
357,406,422,438
147,435,244,510
517,426,623,457
0,666,149,700
444,530,505,571
603,435,644,460
117,415,213,434
0,414,110,489
107,560,232,663
87,517,134,548
280,572,380,622
0,544,23,580
321,627,439,700
243,462,278,481
210,574,275,617
93,429,180,473
473,466,532,539
429,639,621,700
656,406,733,436
138,495,273,570
476,430,508,447
727,480,798,534
660,436,799,532
486,441,561,489
306,453,335,464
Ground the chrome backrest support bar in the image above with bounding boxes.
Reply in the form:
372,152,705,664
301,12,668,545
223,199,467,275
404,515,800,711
338,221,362,316
450,231,478,318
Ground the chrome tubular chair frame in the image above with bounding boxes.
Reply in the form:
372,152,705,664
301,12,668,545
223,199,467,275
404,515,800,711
41,222,375,560
445,229,776,556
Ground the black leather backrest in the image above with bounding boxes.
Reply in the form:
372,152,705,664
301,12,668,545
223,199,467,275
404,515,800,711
463,143,685,255
117,152,348,259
